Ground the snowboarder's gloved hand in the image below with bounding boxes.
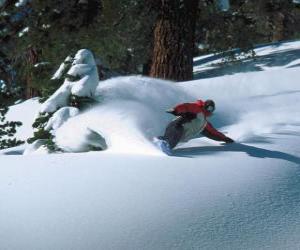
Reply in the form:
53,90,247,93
224,137,234,143
166,109,177,115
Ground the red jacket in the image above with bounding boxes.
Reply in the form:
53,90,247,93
173,100,228,142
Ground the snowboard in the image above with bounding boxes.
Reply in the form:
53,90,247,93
153,137,173,156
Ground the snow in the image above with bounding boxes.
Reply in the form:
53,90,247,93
5,98,40,141
44,107,79,131
218,0,230,11
1,40,300,249
18,26,29,37
40,49,99,113
51,56,73,80
23,139,50,155
193,40,300,78
15,0,30,7
0,80,6,90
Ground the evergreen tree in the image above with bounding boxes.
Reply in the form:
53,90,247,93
149,0,199,81
0,0,29,91
0,85,24,150
12,0,103,99
27,49,99,153
98,0,156,75
196,0,300,58
2,0,300,89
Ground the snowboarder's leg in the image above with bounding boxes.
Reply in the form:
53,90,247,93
159,117,184,149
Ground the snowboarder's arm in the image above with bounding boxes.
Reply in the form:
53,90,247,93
201,122,234,143
173,103,202,115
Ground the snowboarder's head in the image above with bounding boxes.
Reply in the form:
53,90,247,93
204,99,215,115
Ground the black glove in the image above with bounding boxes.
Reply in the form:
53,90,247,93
224,137,234,143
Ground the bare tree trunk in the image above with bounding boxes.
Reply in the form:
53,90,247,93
149,0,199,81
25,46,40,99
269,12,285,42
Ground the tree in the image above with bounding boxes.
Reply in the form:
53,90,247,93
195,0,300,59
149,0,199,81
196,0,258,56
3,0,300,89
0,85,23,149
11,0,103,99
26,49,106,154
0,0,29,91
98,0,156,75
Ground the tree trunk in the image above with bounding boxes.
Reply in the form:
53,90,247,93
25,46,40,99
269,12,285,42
149,0,199,81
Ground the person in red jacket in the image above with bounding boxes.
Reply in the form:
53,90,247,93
155,99,234,155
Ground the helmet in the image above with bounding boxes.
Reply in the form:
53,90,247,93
204,99,215,113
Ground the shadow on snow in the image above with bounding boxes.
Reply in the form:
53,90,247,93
174,143,300,165
194,48,300,80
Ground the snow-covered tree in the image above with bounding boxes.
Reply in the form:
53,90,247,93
40,49,99,113
26,49,101,154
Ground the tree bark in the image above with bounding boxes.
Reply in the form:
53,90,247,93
26,46,40,99
149,0,199,81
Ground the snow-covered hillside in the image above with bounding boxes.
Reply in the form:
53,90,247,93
1,41,300,250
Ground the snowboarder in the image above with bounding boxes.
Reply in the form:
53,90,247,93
154,99,234,155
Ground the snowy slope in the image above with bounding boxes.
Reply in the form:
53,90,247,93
1,41,300,250
194,40,300,79
5,98,40,141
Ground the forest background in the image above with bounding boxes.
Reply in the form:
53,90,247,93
1,0,300,106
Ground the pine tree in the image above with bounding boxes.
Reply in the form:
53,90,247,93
195,0,299,59
0,0,29,91
149,0,199,81
0,89,24,150
27,49,99,153
13,0,103,99
2,0,300,90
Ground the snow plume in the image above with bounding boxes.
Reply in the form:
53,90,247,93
224,89,300,143
179,67,300,148
54,76,193,154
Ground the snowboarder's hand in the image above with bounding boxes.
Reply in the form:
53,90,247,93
224,137,234,143
166,109,177,115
